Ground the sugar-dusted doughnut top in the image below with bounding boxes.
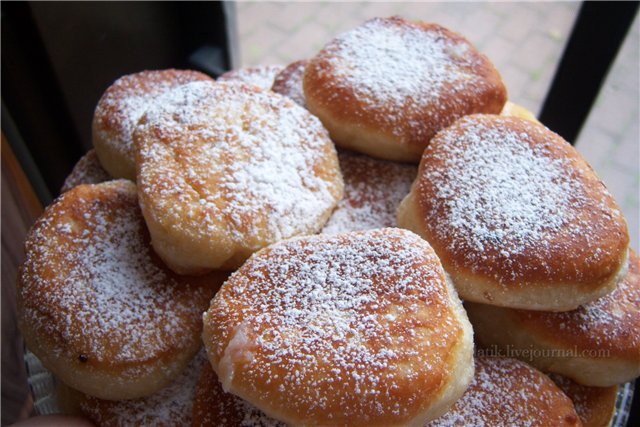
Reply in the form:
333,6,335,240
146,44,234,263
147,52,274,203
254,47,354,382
513,250,640,359
203,228,471,426
322,150,417,234
218,65,285,91
427,357,581,427
92,70,212,169
413,114,628,290
18,181,222,374
304,16,506,153
135,80,343,271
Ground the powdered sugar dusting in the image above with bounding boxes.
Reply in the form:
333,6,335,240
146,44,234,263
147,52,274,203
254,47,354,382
271,60,308,107
207,228,465,422
322,151,417,234
194,363,285,427
20,182,210,369
522,251,639,348
136,80,341,249
60,150,112,193
80,350,206,426
219,65,285,91
314,17,496,138
93,70,212,160
420,115,622,283
428,357,579,427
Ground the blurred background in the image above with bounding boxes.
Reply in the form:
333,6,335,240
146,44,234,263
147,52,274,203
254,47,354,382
2,2,638,425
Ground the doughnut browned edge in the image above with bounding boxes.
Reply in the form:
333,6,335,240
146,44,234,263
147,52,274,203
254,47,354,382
465,250,640,387
304,16,507,163
398,114,629,311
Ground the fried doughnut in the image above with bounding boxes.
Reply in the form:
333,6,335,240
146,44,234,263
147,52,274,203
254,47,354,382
58,351,207,426
92,69,213,180
60,150,112,193
218,65,284,91
17,180,226,400
192,361,285,427
465,250,640,387
271,60,308,107
135,80,343,274
322,150,417,234
501,100,540,123
304,16,507,162
202,228,474,426
427,357,582,427
549,374,619,427
397,114,629,311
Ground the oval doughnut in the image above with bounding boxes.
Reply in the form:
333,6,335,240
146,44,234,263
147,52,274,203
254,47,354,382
60,149,112,194
192,362,285,427
218,65,284,91
271,60,308,107
397,114,629,311
92,69,213,180
322,150,417,234
57,351,207,426
17,180,226,400
202,228,474,426
304,16,507,162
134,80,343,274
427,357,582,427
465,250,640,387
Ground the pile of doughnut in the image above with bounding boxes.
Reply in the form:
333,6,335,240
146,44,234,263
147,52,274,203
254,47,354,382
18,16,638,427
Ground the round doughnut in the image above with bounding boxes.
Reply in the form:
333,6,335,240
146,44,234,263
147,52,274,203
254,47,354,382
92,69,213,180
134,80,343,274
202,228,474,426
271,59,308,107
57,351,207,426
426,357,582,427
397,114,629,311
501,100,540,123
304,16,507,163
192,361,285,427
218,65,284,91
322,150,417,234
549,374,619,427
60,149,112,193
17,180,227,400
464,250,640,387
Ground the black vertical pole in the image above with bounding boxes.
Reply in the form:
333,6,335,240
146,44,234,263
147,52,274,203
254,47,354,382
538,1,639,144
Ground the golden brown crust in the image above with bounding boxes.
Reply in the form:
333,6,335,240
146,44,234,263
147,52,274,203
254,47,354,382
92,69,213,180
192,362,285,427
271,59,309,107
17,181,226,400
398,114,629,311
218,65,285,91
60,150,112,194
427,357,582,427
465,252,640,386
322,150,418,234
135,80,343,274
58,352,206,426
304,16,507,162
512,251,640,359
550,374,618,427
203,228,474,426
